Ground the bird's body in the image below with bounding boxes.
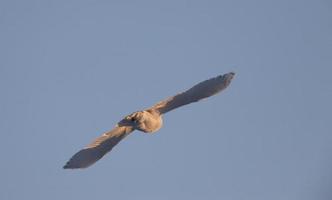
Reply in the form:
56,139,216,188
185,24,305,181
123,110,163,133
64,72,235,169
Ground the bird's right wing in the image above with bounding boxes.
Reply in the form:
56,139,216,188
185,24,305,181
150,72,235,114
63,125,134,169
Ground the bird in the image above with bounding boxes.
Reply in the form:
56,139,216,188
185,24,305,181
63,72,235,169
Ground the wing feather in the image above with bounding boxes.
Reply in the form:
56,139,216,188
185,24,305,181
63,126,134,169
150,72,235,114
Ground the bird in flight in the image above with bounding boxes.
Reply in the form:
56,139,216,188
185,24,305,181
64,72,235,169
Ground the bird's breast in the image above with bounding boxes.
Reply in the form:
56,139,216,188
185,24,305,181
143,115,163,133
136,110,163,133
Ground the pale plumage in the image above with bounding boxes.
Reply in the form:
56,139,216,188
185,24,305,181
63,72,235,169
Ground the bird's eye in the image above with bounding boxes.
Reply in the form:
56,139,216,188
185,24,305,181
131,118,136,122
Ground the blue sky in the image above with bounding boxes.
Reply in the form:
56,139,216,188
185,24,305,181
1,0,331,199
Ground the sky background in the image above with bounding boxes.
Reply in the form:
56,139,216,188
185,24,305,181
1,0,331,199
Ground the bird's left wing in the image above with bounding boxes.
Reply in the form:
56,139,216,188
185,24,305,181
63,125,134,169
149,72,235,114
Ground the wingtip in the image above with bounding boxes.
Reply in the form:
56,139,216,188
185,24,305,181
63,163,72,169
225,72,235,80
63,160,81,169
63,161,84,169
217,72,235,79
63,164,81,169
63,156,94,169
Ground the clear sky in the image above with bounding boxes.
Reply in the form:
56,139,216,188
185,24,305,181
1,0,331,199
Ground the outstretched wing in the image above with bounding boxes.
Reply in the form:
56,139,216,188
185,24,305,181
63,126,134,169
150,72,235,114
